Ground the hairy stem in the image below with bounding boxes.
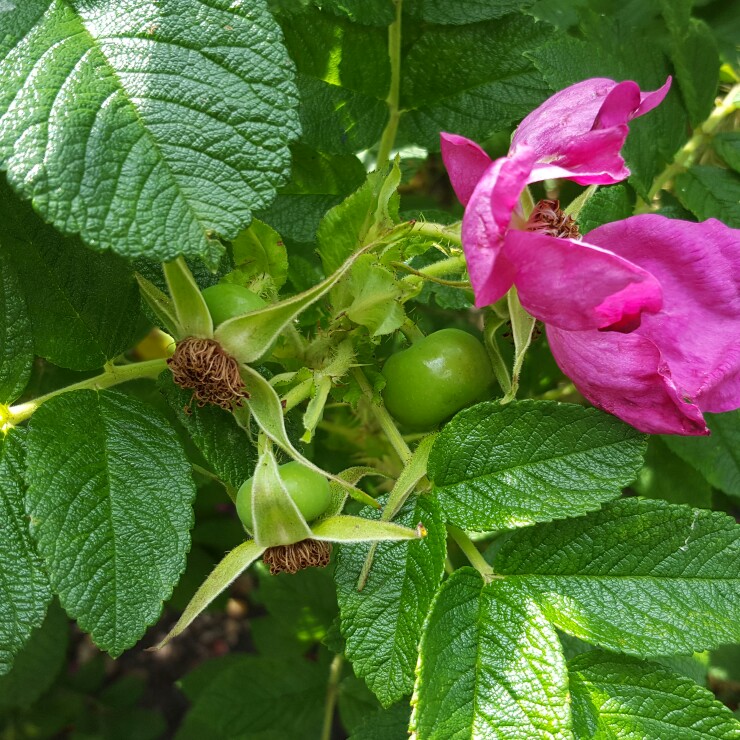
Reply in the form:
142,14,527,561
320,653,344,740
408,221,463,248
4,358,169,427
447,525,496,580
375,0,403,170
352,367,412,465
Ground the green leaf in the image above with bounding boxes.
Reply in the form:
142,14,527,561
428,400,646,531
398,14,551,150
228,220,289,291
577,185,635,234
26,390,196,656
405,0,535,24
675,166,740,227
317,167,400,276
0,246,33,404
281,142,367,196
338,675,382,736
412,569,571,739
633,436,712,508
157,539,264,648
0,179,142,371
714,132,740,173
570,650,740,739
160,375,256,490
335,495,446,706
318,0,395,26
177,654,327,739
135,272,181,338
0,0,299,261
349,702,411,740
0,600,68,710
494,498,740,655
663,410,740,499
0,428,50,676
528,20,686,198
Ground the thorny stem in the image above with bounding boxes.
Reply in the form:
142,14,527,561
2,358,169,428
375,0,403,170
643,84,740,205
352,367,413,465
447,525,496,581
320,654,344,740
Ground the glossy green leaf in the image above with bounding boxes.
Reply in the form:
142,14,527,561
0,0,299,261
0,428,50,676
163,257,213,339
0,247,32,404
398,15,551,150
570,650,740,738
0,179,142,371
428,400,646,531
675,166,740,227
412,569,571,739
335,495,445,706
156,539,264,648
663,410,740,499
495,498,740,655
160,375,256,490
26,390,195,656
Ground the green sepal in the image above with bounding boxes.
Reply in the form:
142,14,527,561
154,539,265,648
310,515,423,543
215,245,372,364
251,446,313,548
162,257,213,338
238,365,380,509
135,272,181,338
325,467,387,518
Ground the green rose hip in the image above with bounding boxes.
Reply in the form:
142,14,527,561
201,283,266,326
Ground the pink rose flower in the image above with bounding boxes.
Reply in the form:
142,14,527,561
548,216,740,436
441,77,671,328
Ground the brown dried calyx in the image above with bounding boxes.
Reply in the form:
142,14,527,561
167,336,248,411
263,540,332,575
526,199,580,239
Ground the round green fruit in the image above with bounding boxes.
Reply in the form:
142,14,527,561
236,461,332,531
381,328,494,429
202,283,266,327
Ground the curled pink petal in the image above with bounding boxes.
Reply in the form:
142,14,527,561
461,149,537,307
440,132,492,206
503,230,662,331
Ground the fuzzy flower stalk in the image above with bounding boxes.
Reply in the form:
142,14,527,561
442,77,740,435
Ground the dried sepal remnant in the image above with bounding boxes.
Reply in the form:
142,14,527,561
526,199,580,240
167,336,248,411
263,539,332,575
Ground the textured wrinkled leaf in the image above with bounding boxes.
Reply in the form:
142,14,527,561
0,179,142,370
177,654,326,739
570,651,740,739
406,0,535,24
398,15,551,150
26,390,196,656
495,498,740,655
335,495,445,706
412,569,571,739
0,0,299,261
0,600,68,710
663,410,740,499
349,702,411,740
428,400,645,531
0,428,50,676
160,375,255,490
577,185,634,234
157,539,264,648
675,166,740,227
0,247,32,404
318,0,395,26
228,220,288,291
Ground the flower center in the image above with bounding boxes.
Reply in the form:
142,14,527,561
167,336,248,411
263,540,332,575
526,199,580,239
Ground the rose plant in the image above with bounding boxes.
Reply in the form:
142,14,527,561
0,1,739,738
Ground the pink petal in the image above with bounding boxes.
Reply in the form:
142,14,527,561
511,77,671,185
586,216,740,413
503,230,662,331
547,327,710,435
461,149,537,307
440,132,492,206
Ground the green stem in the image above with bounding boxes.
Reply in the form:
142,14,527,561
447,525,495,580
320,654,344,740
3,358,169,427
394,262,470,287
352,367,412,465
192,464,237,502
408,221,463,248
644,83,740,204
375,0,403,170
